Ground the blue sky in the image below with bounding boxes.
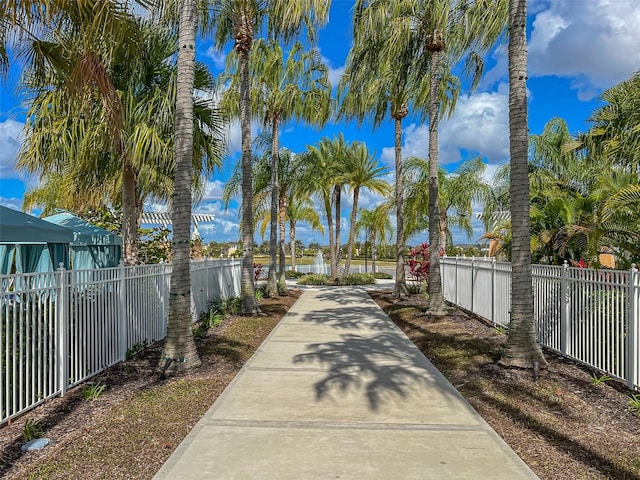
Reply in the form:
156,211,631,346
1,0,639,247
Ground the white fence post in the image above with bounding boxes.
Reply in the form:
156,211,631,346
491,257,496,322
454,255,459,305
470,257,475,312
627,264,639,390
55,263,69,396
560,261,570,356
118,261,127,361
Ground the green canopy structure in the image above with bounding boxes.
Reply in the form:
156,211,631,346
0,206,73,274
43,212,122,270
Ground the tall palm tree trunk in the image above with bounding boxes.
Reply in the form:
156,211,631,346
427,49,446,313
371,230,378,272
393,115,408,295
238,45,259,314
162,0,200,372
122,158,138,265
278,194,287,283
344,187,360,274
500,0,547,369
289,223,297,270
333,186,342,280
266,119,279,297
439,210,448,254
325,196,336,278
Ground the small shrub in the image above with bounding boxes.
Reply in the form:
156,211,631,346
298,274,330,285
82,382,106,402
493,325,507,336
338,273,376,285
407,282,426,295
373,272,393,279
277,280,287,295
629,394,640,415
285,270,307,279
126,340,149,360
23,419,44,442
210,296,241,316
255,288,264,303
590,373,612,386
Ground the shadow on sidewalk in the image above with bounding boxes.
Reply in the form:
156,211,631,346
297,306,396,331
294,332,444,411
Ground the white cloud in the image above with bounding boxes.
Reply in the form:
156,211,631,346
480,1,640,100
383,89,510,167
199,179,225,202
0,119,24,179
529,0,640,98
204,46,227,70
0,197,23,211
320,54,345,89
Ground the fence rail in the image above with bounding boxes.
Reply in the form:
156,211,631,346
0,258,241,424
441,256,640,389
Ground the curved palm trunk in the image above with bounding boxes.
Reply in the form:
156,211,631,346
371,230,377,272
333,186,342,280
266,120,279,297
325,195,336,278
439,210,448,254
427,50,446,313
393,116,408,295
122,158,138,265
238,43,259,314
500,0,547,369
162,0,200,372
289,222,296,270
278,194,287,283
344,186,360,274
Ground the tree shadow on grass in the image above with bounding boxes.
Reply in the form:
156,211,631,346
293,332,456,411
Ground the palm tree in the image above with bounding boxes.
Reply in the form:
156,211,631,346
19,22,223,258
157,0,202,371
340,3,416,295
416,0,507,314
211,0,330,314
286,194,324,271
8,1,146,263
302,135,350,281
219,39,330,295
499,0,547,370
343,142,390,274
404,156,489,250
347,0,507,309
356,203,392,272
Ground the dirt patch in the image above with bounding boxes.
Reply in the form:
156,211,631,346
0,290,301,480
370,290,640,480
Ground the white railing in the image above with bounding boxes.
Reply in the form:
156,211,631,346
0,258,241,424
441,256,640,389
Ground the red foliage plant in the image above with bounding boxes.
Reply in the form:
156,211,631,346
253,263,264,281
408,243,430,283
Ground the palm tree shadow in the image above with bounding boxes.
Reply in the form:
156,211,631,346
294,332,439,411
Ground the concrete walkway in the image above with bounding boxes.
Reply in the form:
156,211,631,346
154,286,539,479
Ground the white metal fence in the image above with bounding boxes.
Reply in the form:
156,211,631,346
441,256,640,389
0,258,241,424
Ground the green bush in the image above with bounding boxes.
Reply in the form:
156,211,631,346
373,272,393,279
277,281,287,295
209,296,241,316
338,273,376,285
297,274,330,285
285,270,307,279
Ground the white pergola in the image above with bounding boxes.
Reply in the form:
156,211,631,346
141,212,215,240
